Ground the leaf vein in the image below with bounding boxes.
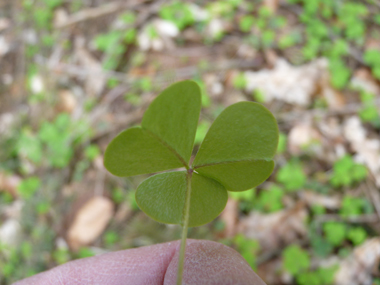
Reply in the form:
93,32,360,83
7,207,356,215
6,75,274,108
193,158,273,169
143,128,189,169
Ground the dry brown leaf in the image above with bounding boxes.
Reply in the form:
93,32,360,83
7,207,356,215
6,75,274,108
257,259,283,285
244,58,328,106
114,202,133,223
344,116,380,186
138,19,179,51
335,238,380,285
182,28,203,42
203,74,224,98
207,19,225,40
0,113,16,136
56,90,77,113
351,68,380,95
0,172,21,198
264,49,279,67
129,65,156,77
238,202,308,251
54,8,69,28
219,198,238,238
263,0,280,13
0,35,10,57
236,43,257,59
0,18,10,31
0,219,21,247
365,37,380,50
288,123,322,155
300,191,340,210
224,90,246,106
316,117,347,164
319,61,347,110
322,85,346,110
318,117,343,142
2,200,23,220
75,43,105,97
67,196,114,250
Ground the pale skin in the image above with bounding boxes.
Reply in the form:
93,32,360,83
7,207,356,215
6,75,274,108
15,239,267,285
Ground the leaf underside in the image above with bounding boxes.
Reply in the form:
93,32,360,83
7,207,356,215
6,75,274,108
135,171,228,227
195,159,275,191
193,102,278,191
104,80,201,177
104,127,183,177
142,80,201,165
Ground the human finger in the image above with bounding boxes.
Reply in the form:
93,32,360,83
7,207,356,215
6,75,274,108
14,239,266,285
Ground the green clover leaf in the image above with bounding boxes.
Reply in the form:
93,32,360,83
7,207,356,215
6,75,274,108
104,80,279,227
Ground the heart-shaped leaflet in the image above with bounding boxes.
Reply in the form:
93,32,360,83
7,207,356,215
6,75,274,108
104,80,279,227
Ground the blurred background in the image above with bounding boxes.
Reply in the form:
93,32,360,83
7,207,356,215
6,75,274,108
1,0,380,284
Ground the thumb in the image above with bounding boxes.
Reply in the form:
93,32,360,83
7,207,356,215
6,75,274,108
14,239,266,285
165,239,266,285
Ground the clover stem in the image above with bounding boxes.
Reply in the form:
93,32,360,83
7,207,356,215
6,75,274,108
177,168,193,285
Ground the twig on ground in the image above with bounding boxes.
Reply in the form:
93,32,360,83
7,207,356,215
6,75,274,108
55,0,148,28
89,108,145,143
86,84,131,127
278,98,380,123
46,58,261,84
135,0,166,26
49,61,131,82
366,0,380,9
365,179,380,222
256,238,309,265
315,214,379,224
100,0,165,73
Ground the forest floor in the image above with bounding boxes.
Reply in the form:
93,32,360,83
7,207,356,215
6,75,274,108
1,0,380,284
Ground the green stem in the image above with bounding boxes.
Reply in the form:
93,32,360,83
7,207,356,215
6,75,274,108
177,169,193,285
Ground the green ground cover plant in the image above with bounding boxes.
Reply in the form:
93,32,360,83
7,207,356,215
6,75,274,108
276,159,307,191
159,1,195,30
359,92,380,127
16,113,91,170
283,244,310,275
330,155,367,187
254,184,284,213
339,195,372,217
103,80,279,283
94,12,137,70
233,234,260,271
3,0,380,283
17,177,40,200
283,244,338,285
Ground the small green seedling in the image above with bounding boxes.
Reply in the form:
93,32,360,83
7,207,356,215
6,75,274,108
276,159,306,191
233,234,260,271
239,15,255,32
17,177,41,200
323,221,347,247
159,1,194,30
104,80,278,284
339,195,372,217
330,155,367,187
255,184,284,213
283,244,310,276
